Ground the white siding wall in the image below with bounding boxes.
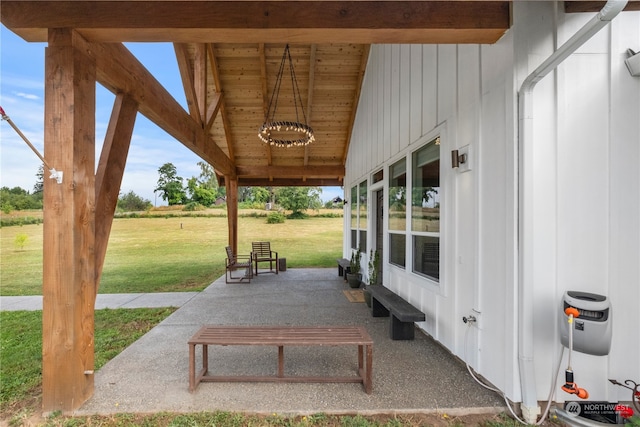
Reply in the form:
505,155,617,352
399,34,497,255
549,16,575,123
347,37,519,398
520,3,640,403
346,2,639,403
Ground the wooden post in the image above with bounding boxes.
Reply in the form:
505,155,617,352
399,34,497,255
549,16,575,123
42,28,96,413
226,176,238,254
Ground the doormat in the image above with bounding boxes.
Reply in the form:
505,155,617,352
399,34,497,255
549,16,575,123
343,289,365,303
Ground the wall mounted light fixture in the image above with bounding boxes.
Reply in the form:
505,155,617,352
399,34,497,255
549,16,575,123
625,49,640,77
451,149,466,168
451,145,472,172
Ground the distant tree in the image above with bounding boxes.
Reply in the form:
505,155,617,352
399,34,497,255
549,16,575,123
186,177,216,207
186,162,218,206
0,186,43,211
155,163,187,205
236,186,270,205
275,187,322,216
33,164,44,194
252,187,271,204
238,186,253,203
117,191,152,212
196,161,217,188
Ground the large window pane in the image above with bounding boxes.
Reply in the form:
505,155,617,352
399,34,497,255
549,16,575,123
350,185,358,229
413,236,439,280
411,140,440,232
411,137,440,283
389,233,406,267
388,158,406,231
359,181,368,230
359,231,367,252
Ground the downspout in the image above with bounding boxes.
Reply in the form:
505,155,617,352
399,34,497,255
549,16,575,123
517,0,627,424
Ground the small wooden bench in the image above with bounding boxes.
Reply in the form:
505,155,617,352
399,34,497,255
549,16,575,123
337,258,351,279
368,286,425,340
188,325,373,393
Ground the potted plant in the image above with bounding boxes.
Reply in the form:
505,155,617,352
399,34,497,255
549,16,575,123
364,249,380,307
346,247,362,288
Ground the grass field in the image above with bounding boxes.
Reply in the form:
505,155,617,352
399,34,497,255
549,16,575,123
0,213,343,296
1,307,176,420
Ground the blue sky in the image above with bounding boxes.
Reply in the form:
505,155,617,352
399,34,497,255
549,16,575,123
0,26,342,205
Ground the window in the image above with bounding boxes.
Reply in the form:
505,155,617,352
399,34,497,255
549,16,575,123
350,185,358,250
372,169,384,184
358,181,367,250
388,158,406,267
350,180,368,250
411,138,440,281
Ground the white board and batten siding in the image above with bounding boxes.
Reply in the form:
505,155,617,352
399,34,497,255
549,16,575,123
346,2,640,404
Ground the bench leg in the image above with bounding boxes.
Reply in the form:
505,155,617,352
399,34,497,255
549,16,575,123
390,315,415,340
189,344,195,391
365,344,373,394
278,346,284,377
371,297,390,317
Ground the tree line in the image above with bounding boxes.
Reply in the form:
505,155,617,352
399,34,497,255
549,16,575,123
154,162,328,215
1,162,337,215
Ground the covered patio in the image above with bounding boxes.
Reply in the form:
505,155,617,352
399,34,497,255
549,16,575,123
76,268,504,416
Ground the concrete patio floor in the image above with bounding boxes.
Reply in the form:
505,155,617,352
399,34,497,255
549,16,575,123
76,268,506,417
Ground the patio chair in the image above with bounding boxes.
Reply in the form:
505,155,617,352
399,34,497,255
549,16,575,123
251,241,279,275
225,246,253,283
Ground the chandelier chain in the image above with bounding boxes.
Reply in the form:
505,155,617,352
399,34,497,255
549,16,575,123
259,44,315,148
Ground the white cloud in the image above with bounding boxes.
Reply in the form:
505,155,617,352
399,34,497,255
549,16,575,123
13,91,40,100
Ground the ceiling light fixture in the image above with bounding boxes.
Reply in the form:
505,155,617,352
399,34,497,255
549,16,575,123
258,44,315,148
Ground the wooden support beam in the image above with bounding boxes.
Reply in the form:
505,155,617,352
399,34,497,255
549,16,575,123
5,36,235,189
95,93,138,288
207,44,235,162
1,1,512,44
565,1,640,12
222,176,344,187
42,28,96,413
226,177,238,255
174,43,203,124
194,43,207,124
236,164,344,178
71,38,234,176
205,91,222,133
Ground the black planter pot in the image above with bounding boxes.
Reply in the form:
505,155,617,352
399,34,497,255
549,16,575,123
346,273,362,288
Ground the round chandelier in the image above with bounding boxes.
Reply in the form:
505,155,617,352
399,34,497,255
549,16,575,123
258,44,315,148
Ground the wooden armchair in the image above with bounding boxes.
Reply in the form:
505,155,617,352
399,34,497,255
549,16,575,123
225,246,253,283
251,241,278,275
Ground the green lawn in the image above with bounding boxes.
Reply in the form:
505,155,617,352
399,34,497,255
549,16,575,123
1,307,176,417
0,215,343,296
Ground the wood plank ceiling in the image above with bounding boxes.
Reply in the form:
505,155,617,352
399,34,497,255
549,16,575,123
1,1,517,187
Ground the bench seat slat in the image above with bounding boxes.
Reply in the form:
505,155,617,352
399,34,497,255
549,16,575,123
368,287,425,322
189,326,373,346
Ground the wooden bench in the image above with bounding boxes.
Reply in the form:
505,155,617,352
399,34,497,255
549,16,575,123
337,258,351,279
188,325,373,393
368,286,425,340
